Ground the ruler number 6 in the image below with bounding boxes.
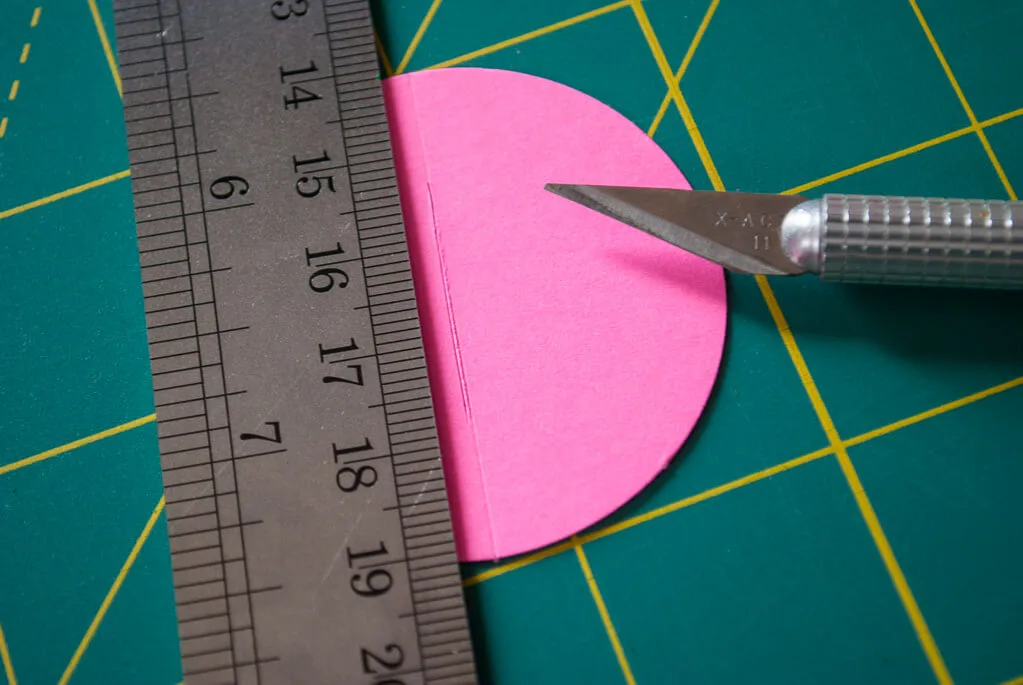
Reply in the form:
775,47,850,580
209,175,249,201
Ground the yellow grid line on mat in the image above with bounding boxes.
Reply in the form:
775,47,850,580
646,0,719,138
87,0,122,97
610,9,951,681
58,496,167,685
5,7,1022,223
0,414,157,477
908,0,1014,200
424,1,631,70
375,31,394,77
784,104,1023,195
575,543,637,685
1001,675,1023,685
755,276,953,685
438,9,1017,680
630,0,724,192
464,371,1023,583
0,623,16,685
0,169,130,220
394,0,443,75
1,6,42,140
392,7,1023,601
6,11,1019,678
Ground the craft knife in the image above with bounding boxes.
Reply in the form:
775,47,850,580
545,185,1023,289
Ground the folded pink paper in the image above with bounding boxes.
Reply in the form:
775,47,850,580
383,67,726,561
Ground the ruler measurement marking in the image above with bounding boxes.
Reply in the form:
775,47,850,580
147,298,212,314
390,435,437,448
167,492,235,509
367,273,414,287
392,456,442,471
184,657,280,678
178,41,261,674
375,314,420,329
176,582,280,609
387,412,435,428
181,644,232,660
178,610,229,625
380,351,426,366
323,2,470,677
403,528,452,543
116,12,177,26
126,109,174,125
174,557,241,574
397,466,445,481
175,576,224,593
137,227,187,242
169,520,262,539
181,625,241,642
151,364,209,379
408,557,459,575
168,509,220,525
410,569,462,587
117,1,475,680
125,7,237,677
365,262,412,276
376,326,422,342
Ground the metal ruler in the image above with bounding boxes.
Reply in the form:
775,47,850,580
112,1,477,682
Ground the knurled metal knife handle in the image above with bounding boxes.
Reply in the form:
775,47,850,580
814,194,1023,288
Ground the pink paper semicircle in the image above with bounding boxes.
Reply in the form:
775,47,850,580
382,67,726,562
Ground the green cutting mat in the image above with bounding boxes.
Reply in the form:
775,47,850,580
2,1,1023,683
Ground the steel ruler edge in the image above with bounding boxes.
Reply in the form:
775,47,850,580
112,0,477,682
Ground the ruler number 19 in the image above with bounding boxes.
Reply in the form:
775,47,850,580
347,541,393,596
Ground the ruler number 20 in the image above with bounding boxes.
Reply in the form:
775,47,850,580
362,644,404,677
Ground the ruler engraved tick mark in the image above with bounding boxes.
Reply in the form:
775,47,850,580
117,0,474,680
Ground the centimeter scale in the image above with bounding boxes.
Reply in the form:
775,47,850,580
112,0,477,682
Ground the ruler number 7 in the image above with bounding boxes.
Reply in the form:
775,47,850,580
239,421,282,444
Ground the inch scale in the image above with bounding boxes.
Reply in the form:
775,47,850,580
112,0,477,682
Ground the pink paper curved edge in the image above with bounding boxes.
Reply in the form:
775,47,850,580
383,67,727,561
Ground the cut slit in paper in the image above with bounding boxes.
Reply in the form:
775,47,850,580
382,67,727,562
